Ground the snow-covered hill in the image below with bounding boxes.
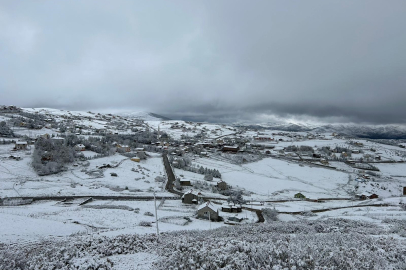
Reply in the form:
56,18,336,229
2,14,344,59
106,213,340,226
238,122,406,139
115,111,170,121
22,107,170,122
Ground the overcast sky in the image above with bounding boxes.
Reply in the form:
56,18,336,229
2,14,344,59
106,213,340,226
1,1,405,124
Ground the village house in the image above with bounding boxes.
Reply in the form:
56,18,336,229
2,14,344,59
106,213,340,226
320,158,329,165
197,201,220,221
116,144,131,152
222,145,239,153
51,137,65,144
40,133,51,139
180,178,192,186
221,203,242,213
356,193,379,200
14,141,28,150
403,187,406,195
369,194,379,199
253,136,274,141
74,144,86,151
182,189,200,204
216,139,224,145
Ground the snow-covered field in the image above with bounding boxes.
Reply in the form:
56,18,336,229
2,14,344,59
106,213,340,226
193,156,351,200
0,199,244,244
1,107,406,269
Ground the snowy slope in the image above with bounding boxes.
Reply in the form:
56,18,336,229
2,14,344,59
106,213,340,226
238,121,406,139
116,111,168,121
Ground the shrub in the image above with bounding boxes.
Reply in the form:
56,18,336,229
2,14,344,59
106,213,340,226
139,221,152,227
144,211,154,217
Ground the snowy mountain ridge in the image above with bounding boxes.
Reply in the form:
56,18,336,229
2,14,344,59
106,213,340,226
20,107,169,122
237,122,406,139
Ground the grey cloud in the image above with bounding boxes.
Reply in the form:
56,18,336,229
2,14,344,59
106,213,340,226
1,0,405,124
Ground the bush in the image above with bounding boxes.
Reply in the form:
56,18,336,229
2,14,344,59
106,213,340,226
139,221,152,227
1,219,404,270
144,211,154,217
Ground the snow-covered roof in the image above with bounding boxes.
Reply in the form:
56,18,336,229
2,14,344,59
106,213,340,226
118,144,130,147
76,144,85,147
198,201,217,212
223,145,238,149
181,189,200,198
222,203,241,208
16,141,27,144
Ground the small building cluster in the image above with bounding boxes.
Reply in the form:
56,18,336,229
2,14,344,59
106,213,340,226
356,193,379,200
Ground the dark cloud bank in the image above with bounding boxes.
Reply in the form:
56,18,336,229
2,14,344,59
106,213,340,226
1,1,406,124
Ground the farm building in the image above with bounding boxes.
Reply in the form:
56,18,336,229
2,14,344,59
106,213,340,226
14,141,28,150
131,157,141,162
253,136,274,141
222,146,239,153
51,137,65,144
116,144,131,152
197,201,219,221
182,189,200,204
221,203,242,213
356,193,379,200
180,179,192,186
369,194,379,199
74,144,86,151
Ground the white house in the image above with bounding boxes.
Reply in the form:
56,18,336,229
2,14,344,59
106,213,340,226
14,141,28,150
74,144,86,151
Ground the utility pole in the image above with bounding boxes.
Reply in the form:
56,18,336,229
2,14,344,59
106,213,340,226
154,191,159,240
209,210,211,230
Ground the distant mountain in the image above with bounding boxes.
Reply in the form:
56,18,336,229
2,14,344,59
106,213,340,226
148,113,172,121
237,122,406,139
116,111,171,121
313,124,406,139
